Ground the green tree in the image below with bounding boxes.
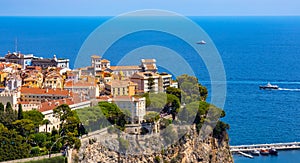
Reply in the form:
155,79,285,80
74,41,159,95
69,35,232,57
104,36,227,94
98,102,129,130
198,84,208,101
76,106,110,132
53,104,74,126
12,119,35,138
0,108,17,129
143,93,180,116
5,102,12,112
53,104,81,150
0,103,4,112
0,123,31,161
148,77,155,92
176,74,208,103
18,103,23,120
23,110,45,128
144,111,160,123
166,87,182,102
33,133,47,147
213,121,230,139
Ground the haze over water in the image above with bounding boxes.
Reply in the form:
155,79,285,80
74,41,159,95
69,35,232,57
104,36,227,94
0,16,300,162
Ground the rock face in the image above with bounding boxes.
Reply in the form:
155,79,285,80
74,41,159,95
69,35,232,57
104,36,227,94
77,125,233,163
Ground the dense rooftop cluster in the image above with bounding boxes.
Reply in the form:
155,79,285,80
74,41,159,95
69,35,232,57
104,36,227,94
0,52,178,133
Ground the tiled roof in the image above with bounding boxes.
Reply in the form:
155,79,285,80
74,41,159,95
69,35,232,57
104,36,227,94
39,98,74,112
141,59,156,63
144,64,157,70
21,87,71,96
64,80,96,87
113,95,144,102
23,77,38,82
26,66,42,70
113,95,131,100
130,72,159,79
91,55,101,59
105,80,132,87
101,59,110,63
97,95,112,101
110,66,141,71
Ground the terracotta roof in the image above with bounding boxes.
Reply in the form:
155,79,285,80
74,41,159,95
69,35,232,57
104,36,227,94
26,66,42,69
113,95,144,102
64,80,96,87
144,64,157,70
113,95,131,101
110,66,141,71
38,92,84,112
21,87,71,96
39,98,74,112
105,80,132,87
130,72,159,79
19,101,40,105
24,77,38,82
101,59,110,63
97,95,112,101
91,55,101,59
141,59,156,63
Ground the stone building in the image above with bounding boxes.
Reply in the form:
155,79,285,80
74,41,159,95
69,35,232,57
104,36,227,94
113,96,146,124
130,72,160,93
104,80,137,97
1,52,69,69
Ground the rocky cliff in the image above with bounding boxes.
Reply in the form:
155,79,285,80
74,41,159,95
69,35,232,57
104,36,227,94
75,125,233,163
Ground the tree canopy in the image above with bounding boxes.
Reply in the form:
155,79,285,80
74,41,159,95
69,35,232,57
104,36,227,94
98,102,130,130
176,74,208,103
23,110,44,127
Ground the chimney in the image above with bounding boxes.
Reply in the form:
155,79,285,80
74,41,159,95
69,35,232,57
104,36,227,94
48,102,52,106
46,88,48,93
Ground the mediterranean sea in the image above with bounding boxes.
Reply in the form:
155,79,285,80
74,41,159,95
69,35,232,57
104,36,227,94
0,16,300,162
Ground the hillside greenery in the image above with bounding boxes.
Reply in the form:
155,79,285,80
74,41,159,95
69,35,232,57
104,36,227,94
0,103,82,162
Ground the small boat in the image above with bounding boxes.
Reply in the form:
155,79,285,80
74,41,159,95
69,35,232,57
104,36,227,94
259,82,279,90
260,149,269,155
197,40,206,44
250,150,260,156
269,148,278,155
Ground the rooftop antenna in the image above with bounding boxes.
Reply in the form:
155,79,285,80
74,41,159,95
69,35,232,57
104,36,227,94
15,37,18,52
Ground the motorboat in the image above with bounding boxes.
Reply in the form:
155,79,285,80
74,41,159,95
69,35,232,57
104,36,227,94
250,150,260,156
197,40,206,44
259,82,279,90
269,148,278,155
260,149,269,155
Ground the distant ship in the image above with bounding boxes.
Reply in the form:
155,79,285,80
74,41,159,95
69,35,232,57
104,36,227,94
259,82,279,90
197,40,206,44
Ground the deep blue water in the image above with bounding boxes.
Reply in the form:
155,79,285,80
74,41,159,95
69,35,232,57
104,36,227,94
1,16,300,162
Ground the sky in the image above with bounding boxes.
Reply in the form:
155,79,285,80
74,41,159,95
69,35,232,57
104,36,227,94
0,0,300,16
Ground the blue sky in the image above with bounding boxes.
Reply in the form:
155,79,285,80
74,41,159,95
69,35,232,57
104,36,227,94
0,0,299,16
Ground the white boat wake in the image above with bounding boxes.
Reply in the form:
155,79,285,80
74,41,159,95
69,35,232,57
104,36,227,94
278,88,300,91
